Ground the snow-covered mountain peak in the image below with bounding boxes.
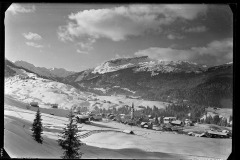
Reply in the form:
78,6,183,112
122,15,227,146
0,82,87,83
135,59,207,74
92,56,150,74
225,62,233,65
14,60,75,78
92,56,209,74
15,60,36,68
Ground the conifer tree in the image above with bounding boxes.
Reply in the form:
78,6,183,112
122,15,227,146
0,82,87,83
58,109,83,159
32,108,43,144
229,115,233,122
213,115,220,125
205,116,211,124
223,118,228,127
155,114,159,125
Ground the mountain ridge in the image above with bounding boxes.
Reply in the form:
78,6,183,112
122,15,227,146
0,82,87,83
14,60,76,78
92,56,210,74
5,57,233,108
61,57,233,108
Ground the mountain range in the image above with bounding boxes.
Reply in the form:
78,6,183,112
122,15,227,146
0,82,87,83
14,60,75,78
5,56,233,108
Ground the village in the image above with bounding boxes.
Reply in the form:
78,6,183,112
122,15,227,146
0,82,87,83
4,3,233,159
26,101,232,139
4,69,232,159
75,111,232,139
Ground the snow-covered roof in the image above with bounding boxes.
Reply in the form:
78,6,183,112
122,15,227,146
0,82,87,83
170,120,182,125
76,115,89,119
207,130,228,136
163,117,176,120
141,122,148,125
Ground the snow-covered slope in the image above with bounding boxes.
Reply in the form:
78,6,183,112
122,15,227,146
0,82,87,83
14,60,75,78
5,65,168,111
207,62,233,71
92,56,149,74
92,56,207,75
48,67,75,77
134,60,208,75
4,104,231,159
5,70,85,109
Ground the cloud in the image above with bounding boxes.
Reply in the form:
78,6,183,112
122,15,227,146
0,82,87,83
76,49,89,54
134,38,233,66
183,26,207,32
76,38,95,51
75,37,96,54
23,32,42,40
57,24,74,42
58,4,207,42
167,33,184,40
7,3,35,15
113,54,131,60
26,42,43,48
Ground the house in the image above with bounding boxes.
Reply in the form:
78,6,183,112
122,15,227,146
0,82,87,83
119,114,126,119
123,130,134,134
162,123,172,131
140,122,148,127
222,130,229,133
170,120,183,126
19,75,27,80
184,119,193,126
188,132,194,136
199,132,207,137
107,113,114,117
51,104,58,108
119,113,125,117
140,122,152,129
108,115,115,119
148,115,153,119
163,117,176,124
92,114,102,121
30,102,39,107
207,130,229,138
76,115,90,124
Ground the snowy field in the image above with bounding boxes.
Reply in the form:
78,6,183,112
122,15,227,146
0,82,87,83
4,99,231,159
4,72,231,159
4,70,90,110
4,70,168,111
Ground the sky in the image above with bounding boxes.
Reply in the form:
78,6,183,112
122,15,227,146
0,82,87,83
5,3,233,72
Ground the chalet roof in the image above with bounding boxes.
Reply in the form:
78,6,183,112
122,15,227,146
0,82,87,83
141,122,148,125
163,117,176,119
123,130,134,134
171,120,182,125
30,102,38,104
188,132,193,135
207,130,228,136
76,115,89,119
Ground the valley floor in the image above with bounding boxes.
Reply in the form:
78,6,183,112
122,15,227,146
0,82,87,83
4,96,232,159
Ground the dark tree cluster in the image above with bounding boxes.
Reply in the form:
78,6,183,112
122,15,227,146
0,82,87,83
203,115,230,127
32,108,43,144
58,109,84,159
